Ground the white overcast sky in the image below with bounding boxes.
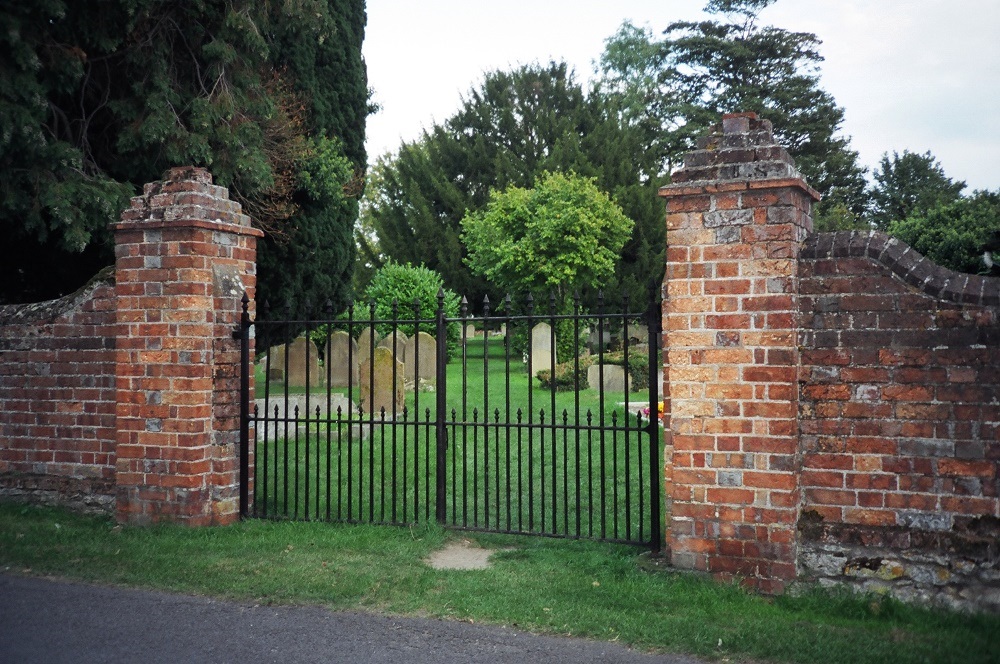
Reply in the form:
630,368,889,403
363,0,1000,192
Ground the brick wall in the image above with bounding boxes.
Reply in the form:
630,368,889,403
113,166,260,525
0,270,117,511
0,167,259,525
660,113,1000,611
797,230,1000,610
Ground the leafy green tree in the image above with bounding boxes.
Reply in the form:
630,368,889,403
597,0,868,218
461,171,633,298
370,62,666,311
869,150,966,230
887,190,1000,275
352,155,390,294
0,0,368,315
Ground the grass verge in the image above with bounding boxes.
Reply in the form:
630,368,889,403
1,502,997,664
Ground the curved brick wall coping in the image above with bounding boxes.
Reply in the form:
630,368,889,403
0,266,115,326
802,230,1000,308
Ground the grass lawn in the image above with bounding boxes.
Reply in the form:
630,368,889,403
1,502,997,664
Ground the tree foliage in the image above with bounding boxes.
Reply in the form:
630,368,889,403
869,150,966,230
461,172,633,299
360,261,461,356
0,0,367,312
257,0,368,326
887,190,1000,276
369,62,666,310
597,0,868,218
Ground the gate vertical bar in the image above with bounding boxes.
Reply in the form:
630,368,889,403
435,289,448,523
238,293,251,517
647,286,662,552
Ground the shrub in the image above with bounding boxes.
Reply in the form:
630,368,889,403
361,261,462,358
306,262,461,360
536,354,595,391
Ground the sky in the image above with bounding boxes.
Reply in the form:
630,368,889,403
363,0,1000,192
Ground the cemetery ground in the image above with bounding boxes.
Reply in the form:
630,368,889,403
254,337,660,540
1,502,998,664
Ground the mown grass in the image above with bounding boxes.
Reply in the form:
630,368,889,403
1,502,997,664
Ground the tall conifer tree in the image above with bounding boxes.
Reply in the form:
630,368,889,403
598,0,868,220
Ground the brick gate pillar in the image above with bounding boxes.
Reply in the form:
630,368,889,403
113,167,262,525
659,113,819,591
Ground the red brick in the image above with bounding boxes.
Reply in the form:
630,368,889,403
801,470,844,488
706,487,756,504
938,458,995,478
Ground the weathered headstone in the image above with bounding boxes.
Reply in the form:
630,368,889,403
356,326,380,366
626,324,648,344
530,322,556,373
587,363,631,393
465,323,477,339
253,393,355,442
285,336,321,387
587,326,610,352
263,345,285,381
324,330,359,388
377,331,408,364
360,346,405,416
404,331,437,383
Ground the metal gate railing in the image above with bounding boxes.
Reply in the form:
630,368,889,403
236,291,662,550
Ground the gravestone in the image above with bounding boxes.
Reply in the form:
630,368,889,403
356,326,380,365
626,324,648,344
465,324,477,339
253,393,355,442
263,345,286,381
324,330,359,388
404,331,436,383
587,363,631,393
257,353,280,382
530,322,556,374
377,331,408,364
360,346,405,416
587,326,611,352
285,336,321,387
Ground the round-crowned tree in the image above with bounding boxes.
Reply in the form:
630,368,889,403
361,261,462,356
460,171,633,300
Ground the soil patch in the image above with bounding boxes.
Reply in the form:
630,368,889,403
425,540,496,570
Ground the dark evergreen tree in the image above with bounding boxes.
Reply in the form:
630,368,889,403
869,150,966,230
256,0,369,329
371,62,667,310
0,0,368,316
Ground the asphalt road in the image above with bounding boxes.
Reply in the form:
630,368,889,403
0,574,704,663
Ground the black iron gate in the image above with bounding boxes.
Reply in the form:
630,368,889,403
237,291,662,550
